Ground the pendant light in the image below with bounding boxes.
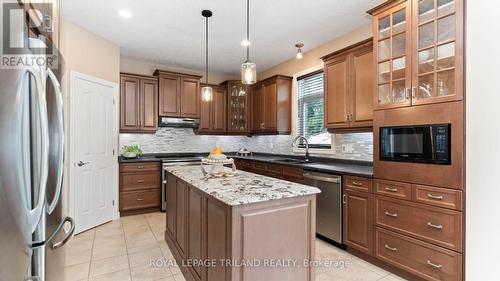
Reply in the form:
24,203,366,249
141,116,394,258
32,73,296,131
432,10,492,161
241,0,256,85
201,10,213,102
295,43,304,60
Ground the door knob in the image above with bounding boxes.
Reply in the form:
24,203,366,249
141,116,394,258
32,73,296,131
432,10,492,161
77,161,90,167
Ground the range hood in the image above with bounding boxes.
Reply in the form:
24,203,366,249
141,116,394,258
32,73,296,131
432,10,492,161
159,117,200,128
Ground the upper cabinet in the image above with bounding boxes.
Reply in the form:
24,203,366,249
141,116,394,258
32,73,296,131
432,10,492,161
120,73,158,133
199,85,227,134
222,80,252,134
154,70,202,118
251,75,292,135
322,40,374,131
369,0,463,110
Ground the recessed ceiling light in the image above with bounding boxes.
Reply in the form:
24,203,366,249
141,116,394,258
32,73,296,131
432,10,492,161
241,39,250,47
118,9,133,18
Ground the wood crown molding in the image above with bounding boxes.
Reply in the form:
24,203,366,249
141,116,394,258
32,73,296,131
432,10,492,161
120,72,158,80
153,69,203,79
366,0,406,15
320,38,373,62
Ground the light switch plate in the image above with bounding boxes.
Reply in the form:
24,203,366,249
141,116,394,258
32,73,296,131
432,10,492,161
342,144,354,154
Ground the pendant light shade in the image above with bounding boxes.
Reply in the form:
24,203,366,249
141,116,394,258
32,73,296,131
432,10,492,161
241,62,257,85
201,86,213,102
295,43,304,60
201,10,213,102
241,0,256,85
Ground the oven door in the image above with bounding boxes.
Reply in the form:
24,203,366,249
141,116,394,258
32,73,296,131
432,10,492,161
380,126,433,163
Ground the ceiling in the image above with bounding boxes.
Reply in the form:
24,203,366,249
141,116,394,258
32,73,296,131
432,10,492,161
61,0,381,76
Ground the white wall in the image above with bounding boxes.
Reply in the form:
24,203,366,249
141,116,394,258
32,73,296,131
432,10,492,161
59,18,121,219
466,1,500,279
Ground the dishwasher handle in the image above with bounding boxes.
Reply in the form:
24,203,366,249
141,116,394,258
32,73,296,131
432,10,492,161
303,172,341,183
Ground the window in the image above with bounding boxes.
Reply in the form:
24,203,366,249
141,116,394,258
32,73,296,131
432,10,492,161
297,70,331,148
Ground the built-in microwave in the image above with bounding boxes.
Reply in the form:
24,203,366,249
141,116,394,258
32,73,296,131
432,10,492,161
380,124,451,165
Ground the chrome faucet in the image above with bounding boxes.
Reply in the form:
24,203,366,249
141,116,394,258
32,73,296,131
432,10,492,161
292,136,310,162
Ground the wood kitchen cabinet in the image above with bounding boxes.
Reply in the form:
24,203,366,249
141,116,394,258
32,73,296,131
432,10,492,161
251,75,292,134
368,0,463,110
343,176,374,256
120,73,158,133
322,39,374,131
199,85,227,134
119,162,161,216
154,70,202,118
221,80,252,134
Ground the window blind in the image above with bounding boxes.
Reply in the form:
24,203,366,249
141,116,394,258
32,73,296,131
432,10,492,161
296,71,331,148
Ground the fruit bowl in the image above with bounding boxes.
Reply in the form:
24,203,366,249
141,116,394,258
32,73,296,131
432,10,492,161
200,158,237,177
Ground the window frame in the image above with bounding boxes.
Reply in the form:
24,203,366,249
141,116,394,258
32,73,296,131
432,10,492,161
296,70,331,149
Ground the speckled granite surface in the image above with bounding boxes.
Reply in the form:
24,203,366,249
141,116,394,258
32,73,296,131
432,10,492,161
164,166,321,206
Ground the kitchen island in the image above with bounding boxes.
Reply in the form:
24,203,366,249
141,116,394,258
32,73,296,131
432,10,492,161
164,165,320,281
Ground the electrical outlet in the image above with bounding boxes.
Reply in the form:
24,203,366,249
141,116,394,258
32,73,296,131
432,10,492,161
342,144,354,154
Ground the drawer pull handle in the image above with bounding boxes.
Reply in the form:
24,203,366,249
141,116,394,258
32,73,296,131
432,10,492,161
137,179,144,183
427,260,443,269
385,187,398,192
384,245,398,252
136,198,145,201
427,193,444,200
137,166,144,169
427,222,443,230
351,181,363,186
384,211,398,218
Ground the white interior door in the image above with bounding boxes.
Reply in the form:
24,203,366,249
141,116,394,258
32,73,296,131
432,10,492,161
71,72,118,234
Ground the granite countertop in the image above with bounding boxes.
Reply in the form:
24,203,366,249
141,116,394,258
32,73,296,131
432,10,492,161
118,155,161,163
229,154,373,178
164,165,321,206
118,152,373,177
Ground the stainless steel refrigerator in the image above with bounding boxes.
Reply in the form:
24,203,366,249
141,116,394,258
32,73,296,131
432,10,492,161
0,2,74,280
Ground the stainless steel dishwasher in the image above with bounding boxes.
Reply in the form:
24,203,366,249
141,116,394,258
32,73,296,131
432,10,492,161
303,171,343,245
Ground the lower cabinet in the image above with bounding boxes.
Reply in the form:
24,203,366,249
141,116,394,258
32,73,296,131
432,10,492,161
343,176,374,255
119,162,161,215
234,159,304,183
175,180,188,257
375,227,462,281
344,189,374,255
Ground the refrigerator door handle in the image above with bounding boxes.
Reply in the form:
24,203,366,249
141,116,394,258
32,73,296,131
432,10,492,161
31,216,74,249
45,69,65,215
24,68,50,233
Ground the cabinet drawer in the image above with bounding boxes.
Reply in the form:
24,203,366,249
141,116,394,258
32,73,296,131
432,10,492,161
121,173,160,191
120,162,160,173
120,189,161,211
253,161,266,171
345,176,372,193
283,166,304,183
413,185,462,211
375,196,462,252
375,179,411,200
265,163,283,174
375,227,462,281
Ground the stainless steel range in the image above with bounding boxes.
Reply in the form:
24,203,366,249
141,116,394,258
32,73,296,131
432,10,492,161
160,156,203,211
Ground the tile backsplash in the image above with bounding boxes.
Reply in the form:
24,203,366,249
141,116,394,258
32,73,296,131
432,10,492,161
120,128,373,162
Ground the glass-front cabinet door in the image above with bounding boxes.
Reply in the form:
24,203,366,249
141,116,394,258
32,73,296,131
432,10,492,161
374,1,412,109
226,82,250,134
412,0,463,105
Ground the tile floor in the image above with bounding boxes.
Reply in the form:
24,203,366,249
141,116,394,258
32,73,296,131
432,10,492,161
63,212,408,281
